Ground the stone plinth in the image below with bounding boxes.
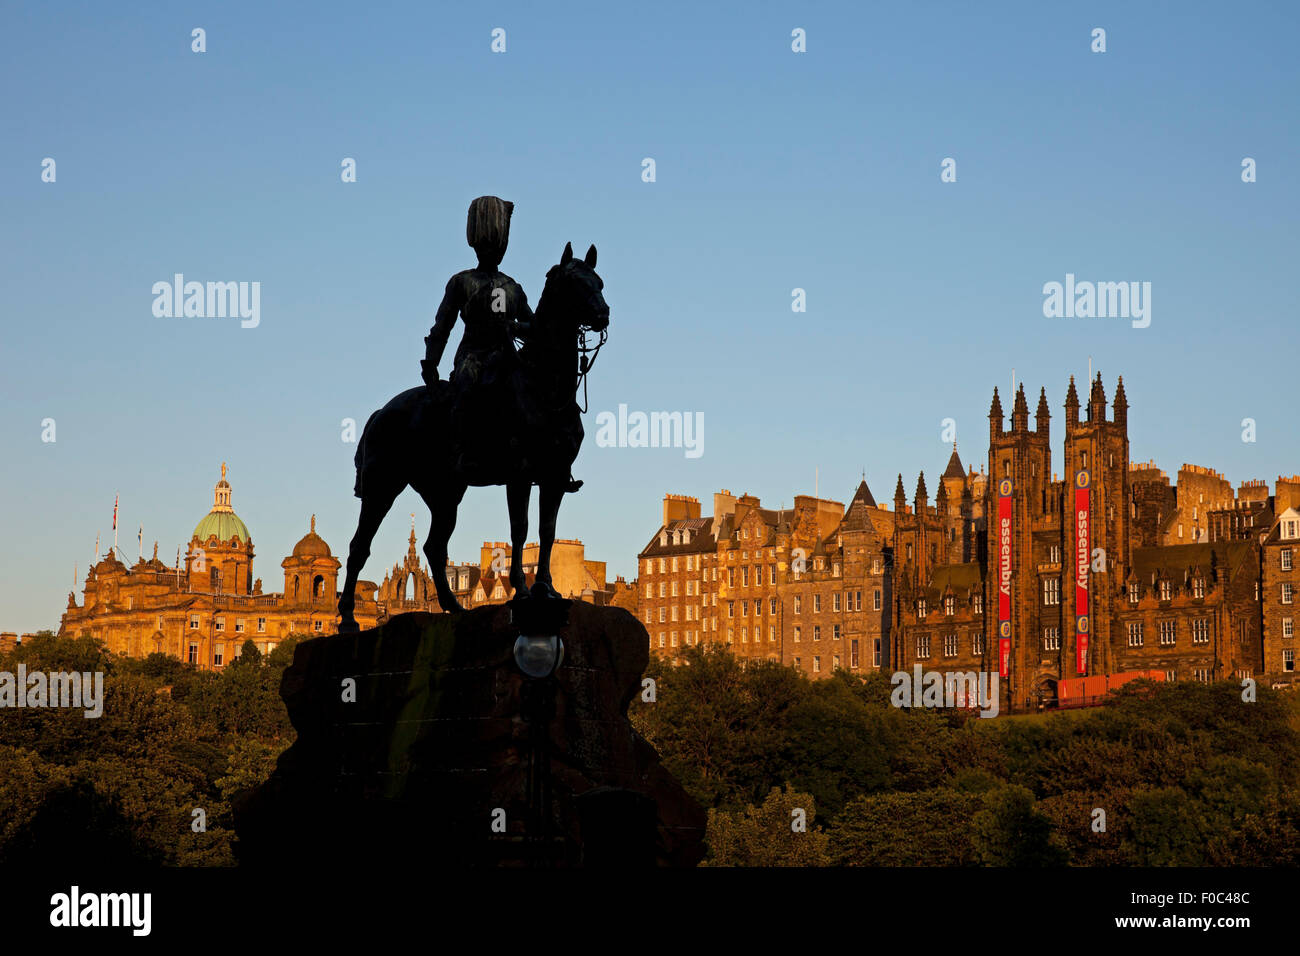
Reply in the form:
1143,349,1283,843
233,601,704,867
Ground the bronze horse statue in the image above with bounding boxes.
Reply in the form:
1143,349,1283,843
337,242,609,632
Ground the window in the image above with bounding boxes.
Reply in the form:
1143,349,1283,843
872,557,882,575
1043,579,1061,605
906,543,914,561
727,568,735,587
1049,544,1061,564
671,581,678,597
769,626,776,643
1159,580,1171,601
855,590,862,611
742,566,749,587
314,621,323,632
833,593,841,612
728,601,735,618
658,582,665,597
188,643,199,664
793,626,801,643
214,643,224,667
851,639,860,668
738,602,746,618
973,632,986,656
1192,578,1205,599
1192,668,1210,683
769,563,776,583
873,637,881,667
671,606,679,622
833,624,841,640
1165,669,1176,682
1043,627,1061,651
235,619,245,633
257,617,266,632
833,654,840,670
944,595,955,616
659,608,666,623
189,615,200,630
1285,649,1296,673
1159,620,1176,646
1127,622,1144,647
944,634,958,657
1284,618,1294,639
813,656,821,673
1192,619,1211,644
1283,550,1293,571
813,595,822,613
916,635,931,659
156,616,164,630
770,597,778,615
215,616,225,632
918,599,927,620
265,642,277,656
833,563,841,578
1129,587,1139,605
1285,583,1295,605
813,625,821,642
671,556,678,572
794,596,802,614
658,632,666,648
671,631,679,647
874,589,882,611
973,593,983,615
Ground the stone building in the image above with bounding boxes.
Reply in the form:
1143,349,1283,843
641,372,1299,710
57,466,624,671
59,465,381,669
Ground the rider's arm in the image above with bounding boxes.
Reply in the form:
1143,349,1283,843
422,276,465,384
509,284,535,340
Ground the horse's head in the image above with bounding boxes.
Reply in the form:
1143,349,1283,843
546,241,609,333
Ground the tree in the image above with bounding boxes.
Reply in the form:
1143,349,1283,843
703,785,830,866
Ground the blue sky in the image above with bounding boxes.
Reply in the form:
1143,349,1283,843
2,1,1296,631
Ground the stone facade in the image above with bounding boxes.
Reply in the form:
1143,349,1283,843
56,467,621,671
639,373,1300,710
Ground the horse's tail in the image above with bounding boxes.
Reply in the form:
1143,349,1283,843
353,407,384,498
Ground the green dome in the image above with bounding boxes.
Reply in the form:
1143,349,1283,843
193,510,250,544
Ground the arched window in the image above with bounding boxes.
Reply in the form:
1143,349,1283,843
313,575,325,599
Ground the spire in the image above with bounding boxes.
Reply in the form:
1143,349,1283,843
310,514,316,534
1065,375,1080,428
894,473,907,512
1113,375,1128,427
1011,383,1030,431
942,443,965,480
989,387,1004,439
914,471,928,510
1088,373,1107,423
1036,386,1051,434
850,478,876,508
152,541,158,560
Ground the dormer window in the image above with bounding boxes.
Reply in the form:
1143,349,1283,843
944,595,955,616
918,599,927,620
1193,577,1205,599
1129,586,1139,604
1159,580,1171,601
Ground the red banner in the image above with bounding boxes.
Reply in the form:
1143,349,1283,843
1075,470,1090,674
997,478,1013,678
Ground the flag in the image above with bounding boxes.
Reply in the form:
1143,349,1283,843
112,495,118,532
138,524,143,560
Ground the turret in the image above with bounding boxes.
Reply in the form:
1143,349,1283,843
1113,375,1128,429
1088,373,1107,423
894,474,907,514
914,471,928,514
1036,386,1051,437
1011,383,1030,432
989,387,1004,441
1065,376,1080,429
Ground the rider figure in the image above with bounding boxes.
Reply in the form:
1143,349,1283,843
421,196,533,481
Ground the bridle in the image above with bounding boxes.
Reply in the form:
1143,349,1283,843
576,324,607,413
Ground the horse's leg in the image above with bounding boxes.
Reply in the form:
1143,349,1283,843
338,480,403,632
506,479,531,598
530,477,565,600
419,481,466,612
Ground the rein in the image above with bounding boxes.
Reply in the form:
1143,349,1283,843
576,325,607,413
